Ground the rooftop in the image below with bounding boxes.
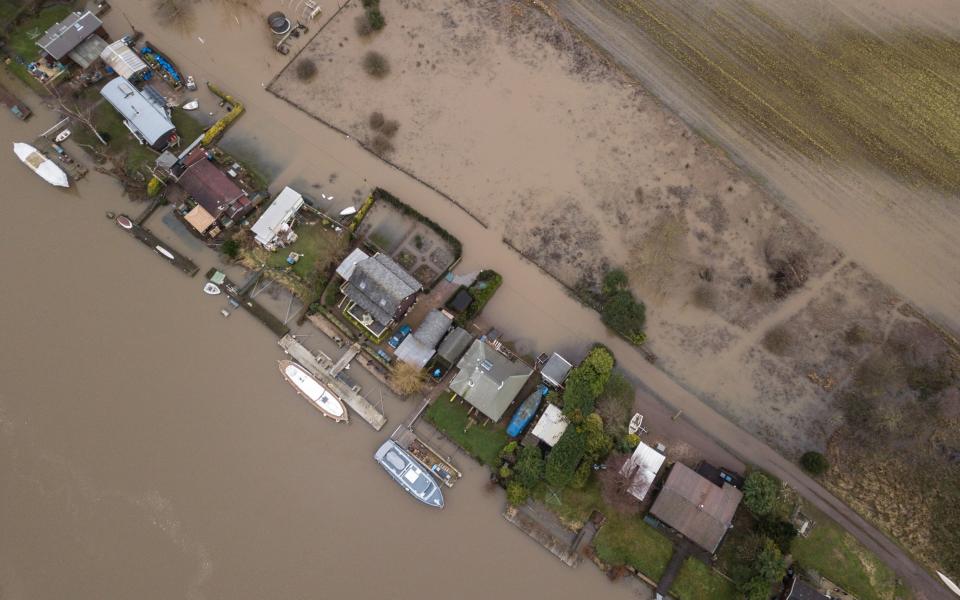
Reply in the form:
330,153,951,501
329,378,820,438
335,248,370,281
99,77,176,148
450,340,532,422
251,186,304,246
436,327,473,365
649,462,742,553
620,442,666,501
37,11,102,60
785,578,830,600
177,147,249,219
541,352,573,387
100,40,149,80
342,253,420,326
530,403,568,446
394,310,453,369
67,34,106,68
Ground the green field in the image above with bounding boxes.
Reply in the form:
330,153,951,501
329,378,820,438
593,514,674,580
791,506,900,600
669,558,738,600
424,395,509,467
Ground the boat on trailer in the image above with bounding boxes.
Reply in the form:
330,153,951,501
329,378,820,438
277,360,348,423
374,440,444,508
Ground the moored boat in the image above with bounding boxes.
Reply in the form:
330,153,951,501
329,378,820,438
374,440,444,508
277,360,348,423
155,245,175,260
203,282,221,295
182,99,199,111
13,142,69,187
506,384,547,437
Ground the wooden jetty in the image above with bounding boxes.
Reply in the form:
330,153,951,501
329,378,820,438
503,502,586,568
278,334,386,430
115,214,198,276
32,135,87,181
391,425,462,488
205,268,289,337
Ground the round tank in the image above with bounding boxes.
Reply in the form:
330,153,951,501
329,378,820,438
267,11,292,35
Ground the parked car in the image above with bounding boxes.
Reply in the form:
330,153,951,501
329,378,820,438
376,348,393,364
387,324,413,349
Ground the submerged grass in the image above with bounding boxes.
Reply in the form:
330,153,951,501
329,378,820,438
601,0,960,191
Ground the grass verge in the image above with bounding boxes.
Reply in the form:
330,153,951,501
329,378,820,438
593,513,674,580
669,558,737,600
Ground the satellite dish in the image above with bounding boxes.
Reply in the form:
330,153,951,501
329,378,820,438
339,206,358,216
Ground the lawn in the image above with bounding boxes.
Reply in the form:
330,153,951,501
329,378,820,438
424,394,509,468
534,478,603,530
670,558,738,600
593,513,674,580
71,100,157,178
791,506,900,600
261,221,348,283
2,5,72,91
171,108,207,145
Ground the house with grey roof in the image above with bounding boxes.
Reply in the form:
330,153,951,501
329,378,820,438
649,462,742,553
340,253,421,337
37,11,105,63
436,327,473,366
394,310,453,369
449,339,532,422
99,78,177,150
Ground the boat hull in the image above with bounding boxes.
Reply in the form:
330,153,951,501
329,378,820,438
13,142,69,187
374,440,444,508
506,385,546,437
278,360,348,423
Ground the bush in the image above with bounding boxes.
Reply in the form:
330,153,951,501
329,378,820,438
599,268,646,344
295,59,318,81
800,451,829,475
545,427,585,488
390,361,425,395
362,51,390,79
506,481,529,506
620,433,640,452
367,8,385,30
570,461,592,489
221,238,240,259
368,111,385,130
597,371,634,440
762,325,792,356
499,464,512,480
514,445,544,488
743,472,779,516
370,134,394,155
756,517,798,554
583,413,612,461
562,346,615,419
499,440,518,460
354,14,373,36
146,176,162,197
380,119,399,138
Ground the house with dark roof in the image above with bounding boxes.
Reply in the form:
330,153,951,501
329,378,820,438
340,253,421,337
36,11,105,63
173,147,252,232
436,327,473,366
394,310,453,369
100,78,177,150
449,339,532,422
784,578,830,600
649,462,743,554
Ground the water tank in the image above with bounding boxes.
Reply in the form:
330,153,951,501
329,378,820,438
267,12,292,35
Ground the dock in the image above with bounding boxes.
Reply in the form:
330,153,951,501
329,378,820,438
116,214,199,276
33,135,87,181
503,502,587,568
278,334,387,430
391,425,462,487
206,268,290,337
330,342,360,376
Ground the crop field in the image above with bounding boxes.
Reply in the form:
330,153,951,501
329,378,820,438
598,0,960,191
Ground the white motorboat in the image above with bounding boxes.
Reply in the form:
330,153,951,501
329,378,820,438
374,440,444,508
182,99,199,111
54,129,71,142
203,282,221,295
278,360,349,423
155,245,175,260
13,142,69,187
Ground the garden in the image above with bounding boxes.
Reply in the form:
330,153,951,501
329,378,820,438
424,394,509,468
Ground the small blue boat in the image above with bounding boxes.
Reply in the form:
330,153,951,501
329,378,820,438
507,385,548,437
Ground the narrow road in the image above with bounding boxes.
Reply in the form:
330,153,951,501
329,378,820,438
547,1,950,598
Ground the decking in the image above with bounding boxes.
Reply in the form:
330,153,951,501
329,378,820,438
391,425,462,487
116,214,199,276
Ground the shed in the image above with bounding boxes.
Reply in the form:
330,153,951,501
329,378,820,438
449,339,532,422
436,327,473,365
394,310,453,369
541,352,573,388
530,403,568,446
67,34,107,68
649,462,743,553
100,40,149,80
184,205,217,233
620,442,666,501
99,77,176,150
37,11,103,60
447,287,473,313
251,186,304,247
336,248,370,281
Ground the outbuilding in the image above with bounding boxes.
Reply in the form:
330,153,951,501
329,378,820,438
251,186,305,248
100,40,149,80
99,78,176,150
541,352,573,388
36,11,105,63
530,403,568,447
619,442,666,501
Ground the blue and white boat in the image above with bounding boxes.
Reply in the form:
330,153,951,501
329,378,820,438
374,440,444,508
506,385,548,437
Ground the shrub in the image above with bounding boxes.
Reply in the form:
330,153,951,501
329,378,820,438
499,464,512,480
743,472,779,516
295,59,318,81
146,176,162,197
583,413,612,461
499,441,518,460
354,14,373,36
601,290,646,344
368,111,385,130
367,8,385,31
380,119,399,138
506,481,529,506
390,361,425,395
221,238,240,259
756,517,798,554
603,269,629,295
570,461,592,489
545,427,585,488
361,0,378,7
362,51,390,79
762,325,792,356
620,433,640,452
370,134,394,155
800,451,829,475
514,445,544,488
597,371,634,440
562,375,597,419
562,346,615,419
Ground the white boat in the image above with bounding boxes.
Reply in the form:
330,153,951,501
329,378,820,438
155,245,175,260
338,205,357,216
13,142,69,187
278,360,348,423
182,99,199,111
203,282,221,295
116,215,133,229
185,75,197,91
54,129,71,142
628,413,644,435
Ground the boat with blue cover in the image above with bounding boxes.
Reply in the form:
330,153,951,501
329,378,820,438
506,384,548,437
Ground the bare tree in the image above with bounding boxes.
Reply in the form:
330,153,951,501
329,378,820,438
51,88,107,146
390,361,426,396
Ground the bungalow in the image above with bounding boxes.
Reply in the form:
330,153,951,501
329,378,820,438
99,78,177,150
649,462,743,554
36,11,106,66
394,310,453,369
449,339,532,422
340,253,421,337
174,147,253,233
250,186,304,248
